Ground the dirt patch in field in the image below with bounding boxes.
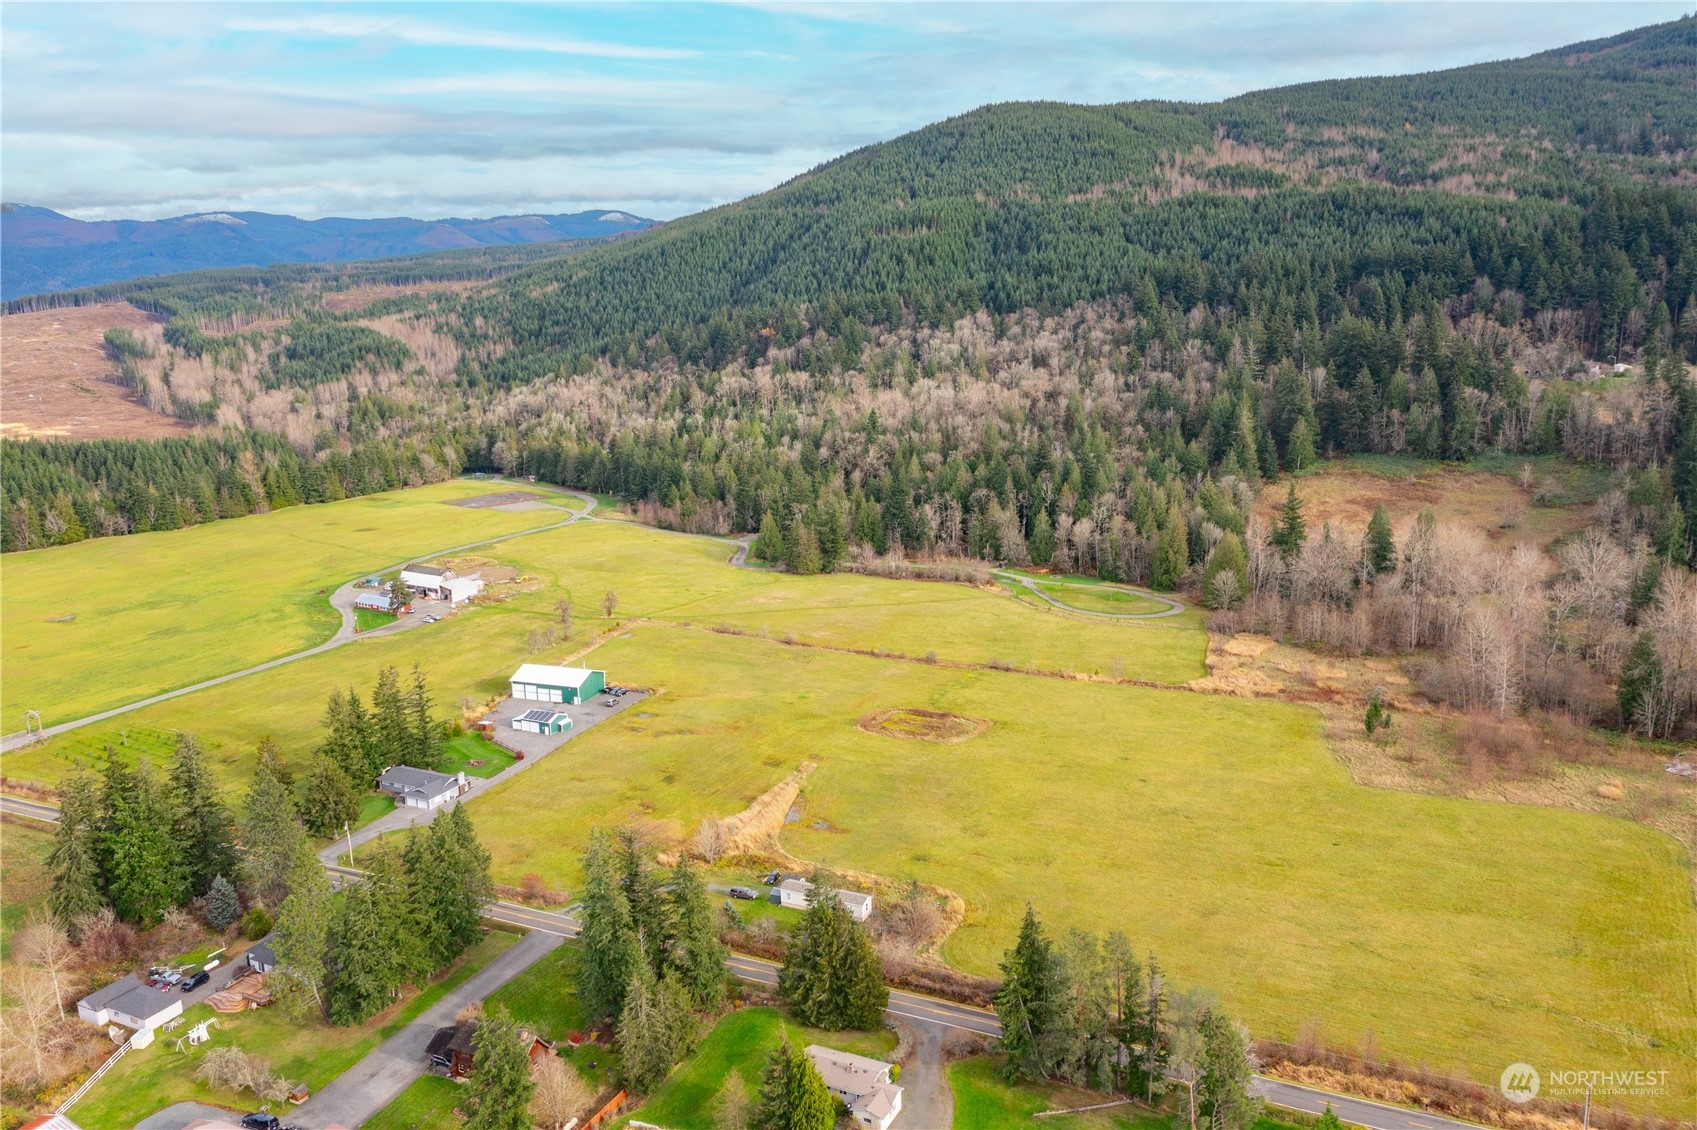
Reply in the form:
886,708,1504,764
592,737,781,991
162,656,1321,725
439,555,520,583
858,708,991,743
0,303,195,440
445,490,550,510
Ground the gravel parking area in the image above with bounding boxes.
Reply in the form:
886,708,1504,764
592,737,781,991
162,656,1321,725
484,688,648,758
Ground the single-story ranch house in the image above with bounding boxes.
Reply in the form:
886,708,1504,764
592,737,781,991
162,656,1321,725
510,663,606,704
807,1045,903,1130
377,765,470,809
78,975,184,1032
401,564,485,607
512,708,572,735
354,590,408,614
775,878,874,921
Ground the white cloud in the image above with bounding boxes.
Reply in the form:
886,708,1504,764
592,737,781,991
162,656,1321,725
225,13,699,60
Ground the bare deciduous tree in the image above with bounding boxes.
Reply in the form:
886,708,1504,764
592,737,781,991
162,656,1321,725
531,1053,595,1130
14,912,76,1019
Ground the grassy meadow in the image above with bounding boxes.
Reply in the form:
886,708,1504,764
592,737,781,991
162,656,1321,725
5,497,1694,1109
0,479,567,726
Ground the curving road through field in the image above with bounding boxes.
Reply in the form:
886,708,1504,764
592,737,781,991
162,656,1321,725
995,568,1187,619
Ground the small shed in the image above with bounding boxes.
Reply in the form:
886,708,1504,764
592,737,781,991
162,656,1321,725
246,937,278,973
510,663,606,705
376,765,470,809
512,708,571,735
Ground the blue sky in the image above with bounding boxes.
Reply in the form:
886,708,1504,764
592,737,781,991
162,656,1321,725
2,2,1687,222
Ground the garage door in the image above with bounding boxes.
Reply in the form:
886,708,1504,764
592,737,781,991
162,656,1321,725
544,688,563,702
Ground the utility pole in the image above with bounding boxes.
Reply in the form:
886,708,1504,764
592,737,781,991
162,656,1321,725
1583,1082,1591,1130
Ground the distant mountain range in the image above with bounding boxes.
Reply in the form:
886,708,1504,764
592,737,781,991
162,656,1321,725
0,204,658,300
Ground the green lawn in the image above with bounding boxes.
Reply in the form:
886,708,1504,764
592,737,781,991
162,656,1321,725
616,1006,895,1129
364,1075,465,1130
75,929,520,1126
1032,580,1170,616
483,943,622,1093
439,731,517,778
1,480,567,727
0,821,53,961
355,606,399,633
949,1055,1163,1128
356,792,398,828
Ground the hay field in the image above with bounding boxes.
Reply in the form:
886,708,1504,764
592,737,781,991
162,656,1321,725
0,480,566,726
465,627,1696,1108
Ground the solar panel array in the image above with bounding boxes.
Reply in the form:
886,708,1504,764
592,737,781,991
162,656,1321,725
517,708,559,723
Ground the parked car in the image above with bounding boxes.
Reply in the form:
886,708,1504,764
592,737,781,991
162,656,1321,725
603,698,618,707
762,871,781,885
241,1116,281,1130
179,970,210,992
728,886,758,900
159,970,182,985
611,686,627,696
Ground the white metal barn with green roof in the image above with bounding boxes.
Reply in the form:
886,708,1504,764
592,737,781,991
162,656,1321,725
510,663,606,704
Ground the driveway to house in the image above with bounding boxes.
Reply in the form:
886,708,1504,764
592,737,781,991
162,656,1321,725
318,690,649,865
891,1018,952,1129
291,929,563,1130
993,569,1187,619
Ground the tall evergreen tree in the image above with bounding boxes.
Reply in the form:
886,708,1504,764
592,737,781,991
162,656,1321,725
404,664,442,769
321,686,378,782
99,751,189,927
577,828,642,1021
779,872,888,1030
240,761,308,909
994,904,1059,1080
752,1035,837,1130
408,804,493,968
666,857,727,1009
467,1008,536,1130
1132,954,1169,1103
273,849,335,1019
1363,504,1396,575
1271,483,1307,559
169,733,237,898
205,874,242,931
300,756,361,839
753,510,784,563
1198,1008,1258,1130
616,962,694,1094
617,827,670,975
47,772,105,933
370,665,410,770
1150,504,1189,591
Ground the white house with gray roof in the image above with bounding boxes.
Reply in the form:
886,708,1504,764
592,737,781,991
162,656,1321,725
77,974,183,1032
774,878,874,921
806,1045,903,1130
376,765,469,809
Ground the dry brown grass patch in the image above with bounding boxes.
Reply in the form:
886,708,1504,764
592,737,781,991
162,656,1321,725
858,707,990,743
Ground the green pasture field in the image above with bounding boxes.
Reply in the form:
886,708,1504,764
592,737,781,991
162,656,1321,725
615,1006,895,1130
458,627,1695,1108
355,607,397,632
0,820,52,961
74,928,520,1126
364,1075,463,1130
1031,580,1170,616
3,518,1204,793
1,480,568,727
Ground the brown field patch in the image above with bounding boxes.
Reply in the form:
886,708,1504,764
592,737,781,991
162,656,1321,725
858,707,991,743
1257,463,1593,550
0,303,195,440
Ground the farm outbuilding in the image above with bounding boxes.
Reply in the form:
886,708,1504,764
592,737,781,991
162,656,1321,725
401,564,485,606
512,708,571,735
354,591,402,613
510,663,605,704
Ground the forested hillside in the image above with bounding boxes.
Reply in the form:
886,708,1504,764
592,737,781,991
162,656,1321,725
6,16,1696,579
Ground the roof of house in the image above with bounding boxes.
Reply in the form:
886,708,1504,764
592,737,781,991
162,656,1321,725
858,1082,903,1121
377,765,462,799
517,708,566,724
805,1045,893,1098
248,938,277,966
404,564,450,577
511,663,602,687
108,982,180,1022
80,973,143,1011
426,1025,459,1060
777,878,872,912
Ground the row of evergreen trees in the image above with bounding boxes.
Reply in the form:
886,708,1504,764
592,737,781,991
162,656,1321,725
995,906,1257,1130
317,666,443,781
574,828,729,1093
271,804,492,1025
0,430,461,553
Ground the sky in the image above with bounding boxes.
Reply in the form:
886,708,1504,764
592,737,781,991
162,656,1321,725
2,2,1689,223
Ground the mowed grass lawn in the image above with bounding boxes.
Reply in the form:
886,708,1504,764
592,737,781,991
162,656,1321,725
74,928,520,1126
615,1007,895,1130
364,1075,464,1130
1,480,566,726
464,627,1697,1109
1032,580,1171,616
